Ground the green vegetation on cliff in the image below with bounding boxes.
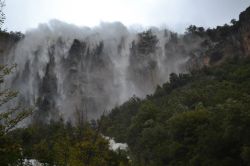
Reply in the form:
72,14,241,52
101,56,250,166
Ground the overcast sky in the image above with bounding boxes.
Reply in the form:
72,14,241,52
4,0,250,33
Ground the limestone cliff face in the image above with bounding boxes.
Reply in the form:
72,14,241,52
187,6,250,67
0,32,18,56
239,6,250,56
0,31,24,65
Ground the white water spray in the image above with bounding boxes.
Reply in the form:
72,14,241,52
6,20,200,120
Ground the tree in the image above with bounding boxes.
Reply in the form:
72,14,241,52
0,65,32,166
137,30,158,54
0,65,32,134
0,4,32,164
186,25,197,34
230,19,237,25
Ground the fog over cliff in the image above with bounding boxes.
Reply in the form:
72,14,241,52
5,20,205,121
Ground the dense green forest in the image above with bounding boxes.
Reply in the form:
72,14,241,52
100,56,250,165
2,54,250,166
3,119,130,166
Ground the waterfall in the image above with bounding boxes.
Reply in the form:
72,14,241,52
6,20,196,121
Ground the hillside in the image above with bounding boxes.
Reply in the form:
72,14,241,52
100,6,250,166
100,56,250,165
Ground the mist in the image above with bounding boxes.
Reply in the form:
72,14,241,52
5,20,206,121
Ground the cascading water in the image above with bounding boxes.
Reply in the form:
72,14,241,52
5,20,202,121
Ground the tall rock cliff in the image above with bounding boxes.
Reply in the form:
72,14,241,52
1,6,250,121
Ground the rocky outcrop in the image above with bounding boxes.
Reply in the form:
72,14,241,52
0,32,19,59
201,6,250,66
0,31,23,53
239,6,250,56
